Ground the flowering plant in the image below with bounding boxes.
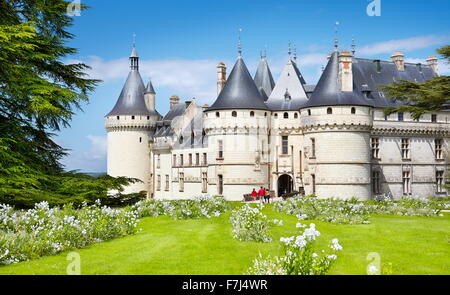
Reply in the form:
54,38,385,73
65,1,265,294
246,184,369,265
229,204,273,243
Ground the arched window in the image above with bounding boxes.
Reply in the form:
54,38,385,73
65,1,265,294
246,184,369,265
216,112,220,118
351,107,356,114
232,111,237,117
250,111,255,117
274,113,278,119
294,113,298,119
284,112,289,119
308,110,311,116
327,108,333,115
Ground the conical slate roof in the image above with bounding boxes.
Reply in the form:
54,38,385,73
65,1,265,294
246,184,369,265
145,79,156,94
254,56,275,101
303,52,374,108
208,57,268,111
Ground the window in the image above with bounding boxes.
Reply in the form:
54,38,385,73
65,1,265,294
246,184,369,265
372,171,381,194
147,116,150,120
203,153,207,165
157,175,161,191
157,154,161,168
294,113,298,119
284,112,289,119
196,153,200,166
191,131,195,146
274,113,278,119
201,129,206,145
311,174,316,194
165,175,169,191
431,114,437,123
216,112,220,118
308,110,311,116
117,116,120,120
180,154,184,166
132,116,135,120
436,171,445,193
250,111,255,117
282,136,289,155
402,171,411,195
189,154,192,166
401,138,410,160
232,111,237,117
435,139,444,160
179,173,184,192
371,138,380,159
139,137,142,143
398,112,404,121
351,107,356,114
218,175,223,195
202,172,208,193
327,108,333,115
218,140,224,159
179,136,184,144
173,154,177,166
264,112,267,117
311,138,316,158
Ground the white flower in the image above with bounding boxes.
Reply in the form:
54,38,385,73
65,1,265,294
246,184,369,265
331,238,343,251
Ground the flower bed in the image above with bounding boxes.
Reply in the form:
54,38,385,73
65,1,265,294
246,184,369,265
246,222,342,275
132,195,230,220
0,201,139,265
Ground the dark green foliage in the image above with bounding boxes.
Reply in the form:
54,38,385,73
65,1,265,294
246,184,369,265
0,1,140,208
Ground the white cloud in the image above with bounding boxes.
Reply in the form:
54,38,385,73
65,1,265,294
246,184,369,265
358,34,450,56
85,135,107,160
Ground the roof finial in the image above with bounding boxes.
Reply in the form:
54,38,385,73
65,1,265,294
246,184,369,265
133,33,136,48
288,41,292,58
293,46,298,61
334,21,340,52
351,36,356,56
237,28,243,57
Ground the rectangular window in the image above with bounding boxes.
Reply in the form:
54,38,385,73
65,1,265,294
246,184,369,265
157,175,161,191
203,153,208,166
189,154,192,166
196,153,200,166
435,139,444,160
173,154,177,167
311,138,316,158
180,154,184,166
218,140,224,159
311,174,316,194
401,138,410,160
402,171,411,195
398,112,404,121
218,174,223,195
372,171,381,194
202,172,208,193
436,171,445,193
431,114,437,123
179,172,184,192
371,138,380,159
282,136,289,155
157,154,161,169
165,175,169,191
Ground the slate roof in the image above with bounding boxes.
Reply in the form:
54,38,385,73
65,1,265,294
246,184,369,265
208,57,268,111
254,56,275,101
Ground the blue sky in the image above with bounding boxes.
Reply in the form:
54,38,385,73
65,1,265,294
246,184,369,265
58,0,450,172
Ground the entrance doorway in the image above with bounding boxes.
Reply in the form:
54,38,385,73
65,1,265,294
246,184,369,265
278,174,293,197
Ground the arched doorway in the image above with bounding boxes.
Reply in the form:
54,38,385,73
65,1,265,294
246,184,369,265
278,174,293,197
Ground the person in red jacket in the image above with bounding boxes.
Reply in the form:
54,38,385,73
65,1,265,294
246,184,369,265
258,187,266,202
251,189,258,200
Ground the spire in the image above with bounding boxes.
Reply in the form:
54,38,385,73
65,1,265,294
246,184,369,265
130,34,139,70
334,21,340,52
237,28,243,57
208,56,267,111
145,78,156,94
351,37,356,56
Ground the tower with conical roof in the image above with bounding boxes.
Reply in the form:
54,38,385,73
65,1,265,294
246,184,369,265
105,45,161,196
300,50,374,200
204,43,270,198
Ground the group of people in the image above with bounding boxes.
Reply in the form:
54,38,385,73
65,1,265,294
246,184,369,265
251,187,271,203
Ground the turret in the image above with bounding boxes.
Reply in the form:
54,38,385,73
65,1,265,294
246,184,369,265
144,79,156,112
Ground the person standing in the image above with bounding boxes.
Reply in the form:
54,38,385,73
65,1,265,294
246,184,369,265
258,187,266,203
251,189,258,201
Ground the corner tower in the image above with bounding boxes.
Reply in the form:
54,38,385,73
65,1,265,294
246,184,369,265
105,45,160,196
300,51,374,200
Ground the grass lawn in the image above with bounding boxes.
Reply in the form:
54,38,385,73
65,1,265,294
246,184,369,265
0,203,449,275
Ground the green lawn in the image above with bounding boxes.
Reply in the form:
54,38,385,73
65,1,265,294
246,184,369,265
0,204,449,275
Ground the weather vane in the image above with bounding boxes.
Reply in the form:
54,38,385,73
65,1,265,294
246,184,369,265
238,28,243,57
334,21,340,52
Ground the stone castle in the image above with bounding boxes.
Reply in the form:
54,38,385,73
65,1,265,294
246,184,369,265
105,44,449,201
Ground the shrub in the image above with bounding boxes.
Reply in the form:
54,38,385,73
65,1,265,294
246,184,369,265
246,223,342,275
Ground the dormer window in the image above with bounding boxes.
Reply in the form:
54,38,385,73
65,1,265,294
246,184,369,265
284,89,291,101
179,136,184,144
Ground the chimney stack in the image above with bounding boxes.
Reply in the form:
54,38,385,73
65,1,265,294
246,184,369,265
338,50,353,92
391,51,405,71
426,55,439,74
170,95,180,110
217,62,227,96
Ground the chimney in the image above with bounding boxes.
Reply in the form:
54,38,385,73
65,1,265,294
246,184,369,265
170,95,180,110
426,55,439,74
217,62,227,96
338,50,353,92
391,51,405,71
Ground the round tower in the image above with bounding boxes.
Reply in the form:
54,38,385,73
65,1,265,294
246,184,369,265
300,51,374,200
205,54,270,200
105,46,160,196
